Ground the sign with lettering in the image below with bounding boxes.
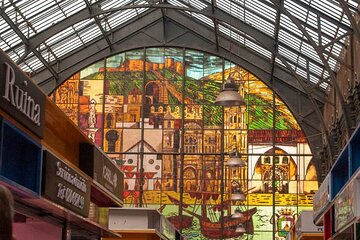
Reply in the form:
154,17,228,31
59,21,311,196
313,175,330,224
42,151,90,217
295,211,323,238
334,180,355,232
0,51,45,138
79,143,124,203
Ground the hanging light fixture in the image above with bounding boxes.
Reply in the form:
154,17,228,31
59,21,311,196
231,187,246,202
226,149,246,167
235,224,246,233
215,76,245,106
231,207,244,219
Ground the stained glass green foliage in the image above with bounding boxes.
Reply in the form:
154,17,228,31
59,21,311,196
160,69,183,81
203,105,222,126
247,105,274,130
52,48,315,240
108,78,143,96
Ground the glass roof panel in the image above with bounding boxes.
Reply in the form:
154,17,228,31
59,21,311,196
326,56,337,71
308,0,343,21
8,44,25,61
278,45,299,65
246,0,276,20
284,0,309,22
3,0,86,38
295,67,307,79
23,54,43,71
18,62,32,73
51,35,83,58
106,9,138,29
280,14,303,37
78,24,102,44
217,0,276,37
219,22,247,44
73,18,95,30
137,7,149,14
328,43,343,59
300,42,322,64
45,26,76,46
0,0,356,91
306,11,318,29
191,13,214,28
244,9,275,36
189,0,208,10
168,0,188,8
41,49,57,63
275,57,286,67
348,0,358,9
305,27,319,44
319,82,329,89
297,55,307,69
309,62,323,76
0,28,22,50
101,0,133,10
224,0,245,21
245,39,272,59
309,74,320,84
61,0,87,16
278,30,301,52
0,15,9,33
7,50,20,63
320,19,339,39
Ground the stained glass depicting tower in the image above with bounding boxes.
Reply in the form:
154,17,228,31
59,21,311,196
51,48,318,240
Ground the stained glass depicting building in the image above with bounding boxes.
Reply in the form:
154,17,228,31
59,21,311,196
51,47,318,240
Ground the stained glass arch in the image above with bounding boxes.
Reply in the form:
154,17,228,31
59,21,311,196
51,47,318,240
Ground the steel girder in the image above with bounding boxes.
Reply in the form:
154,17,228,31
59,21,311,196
6,2,343,84
21,3,330,99
4,1,351,98
2,1,349,177
0,6,59,80
275,1,352,142
30,9,325,172
83,0,113,50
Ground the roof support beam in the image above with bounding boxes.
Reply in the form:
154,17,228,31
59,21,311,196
8,4,104,60
34,9,164,88
217,17,337,76
271,0,328,182
211,0,219,50
277,54,333,179
6,2,345,86
11,3,274,58
338,0,360,42
30,9,325,163
32,8,328,103
291,0,352,32
276,0,352,141
322,31,350,50
201,0,347,48
83,0,113,50
168,9,325,160
270,0,282,84
0,6,59,81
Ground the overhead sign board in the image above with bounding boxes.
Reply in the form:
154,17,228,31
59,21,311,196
42,151,91,217
0,50,45,138
79,143,124,203
313,175,330,224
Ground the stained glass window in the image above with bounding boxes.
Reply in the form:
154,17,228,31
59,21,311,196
51,48,318,240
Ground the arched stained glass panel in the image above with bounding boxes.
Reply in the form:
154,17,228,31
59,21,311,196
51,48,318,240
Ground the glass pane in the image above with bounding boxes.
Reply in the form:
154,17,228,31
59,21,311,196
52,47,316,239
